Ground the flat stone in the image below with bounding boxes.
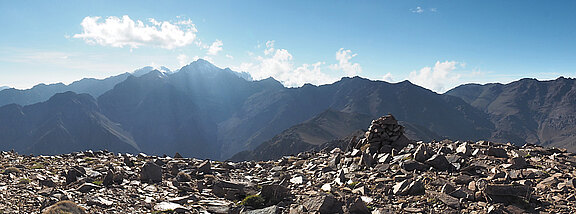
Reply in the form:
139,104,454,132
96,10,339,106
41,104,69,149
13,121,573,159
428,190,460,209
241,205,280,214
77,183,99,193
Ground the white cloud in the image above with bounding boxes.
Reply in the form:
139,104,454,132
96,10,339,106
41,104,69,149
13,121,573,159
207,40,223,55
264,40,275,55
411,6,424,14
330,48,362,77
408,61,463,93
177,54,190,67
73,15,197,49
225,54,234,59
233,40,336,87
381,72,394,82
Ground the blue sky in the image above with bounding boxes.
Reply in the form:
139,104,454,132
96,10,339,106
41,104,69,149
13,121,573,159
1,1,575,92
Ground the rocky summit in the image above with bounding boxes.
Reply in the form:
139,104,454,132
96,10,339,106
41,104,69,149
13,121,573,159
1,115,576,213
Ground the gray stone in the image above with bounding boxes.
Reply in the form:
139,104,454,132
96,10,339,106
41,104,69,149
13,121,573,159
508,157,528,169
87,196,113,207
241,205,280,214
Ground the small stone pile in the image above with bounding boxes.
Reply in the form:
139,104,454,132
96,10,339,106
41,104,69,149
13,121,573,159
352,114,411,155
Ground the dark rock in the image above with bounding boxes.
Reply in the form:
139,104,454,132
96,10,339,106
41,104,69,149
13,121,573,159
302,194,343,214
174,152,183,158
347,197,370,214
140,161,162,183
102,170,114,186
414,144,432,162
401,160,428,171
454,174,473,185
425,154,454,171
508,157,528,169
393,179,425,196
198,160,212,174
486,148,508,158
77,183,99,193
260,184,290,205
428,190,460,209
40,178,57,187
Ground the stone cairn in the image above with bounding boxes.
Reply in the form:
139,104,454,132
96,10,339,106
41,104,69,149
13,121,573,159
352,114,411,155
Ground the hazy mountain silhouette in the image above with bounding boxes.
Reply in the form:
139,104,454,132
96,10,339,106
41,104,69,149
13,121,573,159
446,77,576,151
0,91,139,155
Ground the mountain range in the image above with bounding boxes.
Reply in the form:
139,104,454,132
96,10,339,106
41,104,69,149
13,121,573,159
1,59,575,160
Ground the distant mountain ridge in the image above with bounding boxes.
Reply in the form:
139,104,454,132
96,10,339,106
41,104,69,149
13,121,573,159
3,59,576,159
446,77,576,150
0,91,139,154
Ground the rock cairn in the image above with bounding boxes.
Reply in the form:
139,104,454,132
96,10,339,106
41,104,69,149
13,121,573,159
0,115,575,213
352,114,411,155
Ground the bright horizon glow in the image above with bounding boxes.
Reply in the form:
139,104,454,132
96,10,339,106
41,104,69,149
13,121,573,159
1,1,575,93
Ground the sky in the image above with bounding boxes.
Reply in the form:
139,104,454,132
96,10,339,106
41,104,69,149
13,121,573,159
1,1,575,93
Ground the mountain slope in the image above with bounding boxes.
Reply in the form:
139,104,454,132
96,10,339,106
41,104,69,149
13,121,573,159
219,77,494,158
230,109,443,161
0,91,139,154
446,77,576,151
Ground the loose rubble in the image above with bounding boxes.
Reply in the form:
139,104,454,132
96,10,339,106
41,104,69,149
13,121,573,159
0,115,575,213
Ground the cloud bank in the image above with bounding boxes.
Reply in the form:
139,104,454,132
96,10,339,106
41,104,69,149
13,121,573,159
408,61,463,93
73,15,198,49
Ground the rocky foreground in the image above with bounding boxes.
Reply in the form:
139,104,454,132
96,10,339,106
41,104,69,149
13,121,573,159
1,116,576,213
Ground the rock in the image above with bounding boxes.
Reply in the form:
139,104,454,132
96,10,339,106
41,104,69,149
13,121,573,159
140,161,162,183
393,179,425,196
174,152,183,158
87,196,113,207
486,148,508,158
241,205,280,214
321,183,332,192
414,144,432,162
154,202,185,212
42,200,86,214
76,183,99,193
507,157,528,169
175,171,192,182
454,174,473,185
260,184,290,204
102,170,114,186
123,156,134,167
39,178,56,187
482,184,531,197
348,197,370,214
212,180,246,200
303,194,343,214
360,152,375,167
198,160,212,174
290,176,304,185
456,142,472,156
428,190,460,209
425,154,454,171
401,159,428,171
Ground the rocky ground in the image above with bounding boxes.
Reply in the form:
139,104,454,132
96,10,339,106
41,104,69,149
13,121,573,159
1,116,576,213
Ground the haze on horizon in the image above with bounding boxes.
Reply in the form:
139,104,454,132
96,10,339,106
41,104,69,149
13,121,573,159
1,0,575,93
